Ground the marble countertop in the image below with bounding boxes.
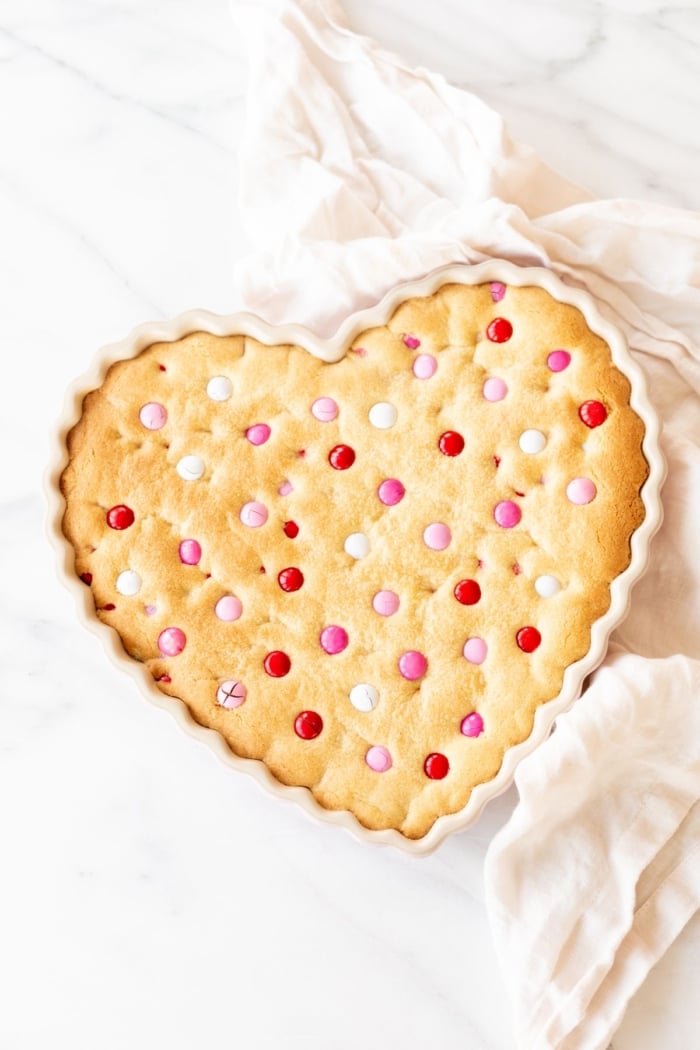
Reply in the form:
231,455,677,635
2,1,698,1047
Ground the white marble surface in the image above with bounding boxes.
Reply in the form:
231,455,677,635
1,1,699,1047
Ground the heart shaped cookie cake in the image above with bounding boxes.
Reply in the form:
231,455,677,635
55,266,660,849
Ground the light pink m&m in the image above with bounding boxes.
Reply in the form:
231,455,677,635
311,397,339,422
399,650,427,680
320,625,348,655
547,350,571,372
240,501,268,527
179,539,202,565
365,746,392,772
413,353,437,379
215,595,242,622
490,282,506,302
158,627,186,657
463,637,488,664
373,590,399,616
567,478,597,505
246,423,270,446
461,712,484,737
494,500,521,528
139,402,167,430
217,680,247,708
378,479,405,506
483,377,508,402
423,523,451,550
278,480,294,496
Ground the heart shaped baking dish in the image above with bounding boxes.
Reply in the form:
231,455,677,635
47,262,665,854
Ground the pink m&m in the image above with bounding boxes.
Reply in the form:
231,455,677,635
490,282,506,302
246,423,271,446
483,377,508,402
378,479,405,506
311,397,339,422
365,746,392,772
240,501,268,527
158,627,186,657
215,595,242,622
399,650,427,680
547,350,571,372
463,637,488,664
413,353,437,379
494,500,521,528
217,680,247,709
278,480,294,496
179,539,202,565
139,402,167,430
403,334,421,349
423,523,451,550
461,712,484,737
567,478,597,505
320,625,348,655
373,590,399,616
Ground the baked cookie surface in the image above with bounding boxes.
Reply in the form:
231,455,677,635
60,279,649,841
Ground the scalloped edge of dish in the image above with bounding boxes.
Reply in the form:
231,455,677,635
45,260,666,856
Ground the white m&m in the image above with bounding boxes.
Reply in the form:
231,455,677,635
519,429,547,454
344,533,370,559
176,455,205,481
116,570,141,596
207,376,232,401
368,402,397,429
535,575,561,598
349,684,379,712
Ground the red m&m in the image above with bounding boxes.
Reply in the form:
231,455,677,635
486,318,513,343
294,710,323,739
579,400,607,428
516,626,541,653
424,753,449,779
454,579,481,605
278,567,304,592
107,504,134,530
329,444,355,470
438,431,465,456
264,650,291,677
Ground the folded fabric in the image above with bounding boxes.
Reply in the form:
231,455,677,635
231,2,700,1046
485,646,700,1049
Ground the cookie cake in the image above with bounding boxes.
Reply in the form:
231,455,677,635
48,262,664,853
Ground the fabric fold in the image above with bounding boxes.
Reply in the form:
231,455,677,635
485,649,700,1049
231,2,700,1046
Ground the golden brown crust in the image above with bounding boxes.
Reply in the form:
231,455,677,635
61,283,648,839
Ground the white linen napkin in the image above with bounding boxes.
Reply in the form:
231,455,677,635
231,2,700,1047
